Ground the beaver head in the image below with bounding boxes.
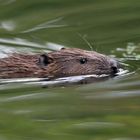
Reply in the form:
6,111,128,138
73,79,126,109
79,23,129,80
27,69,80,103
39,48,120,78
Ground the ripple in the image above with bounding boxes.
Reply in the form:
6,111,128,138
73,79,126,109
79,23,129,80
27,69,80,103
71,121,125,129
21,17,68,33
0,21,16,31
0,45,16,58
0,92,56,103
86,90,140,99
114,43,140,61
111,138,140,140
0,71,128,88
0,38,65,52
1,0,16,5
0,38,48,49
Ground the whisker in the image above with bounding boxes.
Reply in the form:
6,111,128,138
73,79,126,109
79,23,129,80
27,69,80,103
77,33,94,51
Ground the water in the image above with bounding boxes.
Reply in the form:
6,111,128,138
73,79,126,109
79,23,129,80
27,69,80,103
0,0,140,140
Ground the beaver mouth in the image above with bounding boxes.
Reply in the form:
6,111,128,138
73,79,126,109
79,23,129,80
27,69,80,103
109,58,122,75
92,67,120,76
111,66,119,74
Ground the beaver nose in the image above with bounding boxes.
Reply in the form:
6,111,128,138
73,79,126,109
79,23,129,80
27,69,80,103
110,59,119,74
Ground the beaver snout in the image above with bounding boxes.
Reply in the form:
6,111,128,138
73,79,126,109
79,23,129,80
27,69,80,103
110,59,120,74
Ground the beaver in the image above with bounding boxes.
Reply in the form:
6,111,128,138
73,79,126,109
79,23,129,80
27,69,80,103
0,48,120,79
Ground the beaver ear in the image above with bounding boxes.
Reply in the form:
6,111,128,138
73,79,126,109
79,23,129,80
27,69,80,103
39,54,53,66
61,47,66,50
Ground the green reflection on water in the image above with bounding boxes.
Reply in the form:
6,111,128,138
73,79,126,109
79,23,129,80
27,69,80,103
0,0,140,140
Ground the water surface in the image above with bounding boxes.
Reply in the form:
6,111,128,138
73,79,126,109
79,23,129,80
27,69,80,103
0,0,140,140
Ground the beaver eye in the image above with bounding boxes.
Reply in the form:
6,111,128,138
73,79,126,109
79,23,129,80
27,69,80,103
80,58,87,64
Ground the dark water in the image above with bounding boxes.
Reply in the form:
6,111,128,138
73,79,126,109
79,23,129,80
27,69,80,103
0,0,140,140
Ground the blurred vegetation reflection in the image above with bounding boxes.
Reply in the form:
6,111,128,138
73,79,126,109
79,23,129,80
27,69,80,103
0,0,140,140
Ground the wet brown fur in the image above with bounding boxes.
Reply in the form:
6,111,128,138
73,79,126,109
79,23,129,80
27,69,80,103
0,48,119,79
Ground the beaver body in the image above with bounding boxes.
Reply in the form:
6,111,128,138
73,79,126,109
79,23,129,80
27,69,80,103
0,48,120,79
